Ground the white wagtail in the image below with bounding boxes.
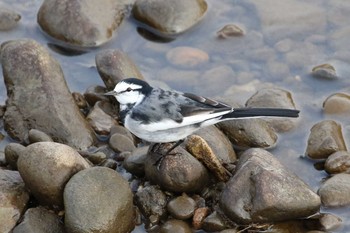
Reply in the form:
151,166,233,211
105,78,299,151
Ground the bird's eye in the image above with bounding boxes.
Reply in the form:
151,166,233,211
126,87,132,92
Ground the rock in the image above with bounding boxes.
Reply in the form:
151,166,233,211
305,213,342,232
166,46,209,69
0,169,29,233
132,0,208,36
12,207,65,233
17,142,90,207
318,173,350,207
110,125,134,142
219,148,321,224
28,129,53,143
72,92,88,109
217,118,277,149
186,135,231,182
86,101,119,135
1,39,96,150
217,24,244,38
37,0,132,47
109,133,136,152
192,207,210,230
324,151,350,174
123,146,148,176
0,8,21,30
167,193,196,220
311,64,338,79
145,143,209,193
85,151,107,165
245,88,298,132
323,93,350,114
134,185,167,226
306,120,347,159
64,167,135,233
83,85,110,107
202,211,227,232
4,143,26,169
159,219,192,233
96,49,144,90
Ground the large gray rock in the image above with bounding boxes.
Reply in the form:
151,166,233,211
17,142,90,207
0,169,29,233
64,167,135,233
132,0,207,36
1,39,96,150
219,148,320,224
37,0,133,47
12,207,65,233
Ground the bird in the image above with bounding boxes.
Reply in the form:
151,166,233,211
104,78,299,152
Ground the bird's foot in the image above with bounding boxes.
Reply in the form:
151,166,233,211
152,140,185,170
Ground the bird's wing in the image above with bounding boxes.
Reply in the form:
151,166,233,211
183,93,231,108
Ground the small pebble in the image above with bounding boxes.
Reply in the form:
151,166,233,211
217,24,244,38
28,129,53,143
166,46,209,69
109,133,136,152
167,193,196,220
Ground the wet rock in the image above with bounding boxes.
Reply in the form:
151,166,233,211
28,129,53,143
134,185,167,226
110,125,134,142
109,133,136,152
1,39,96,150
84,85,110,107
167,193,196,220
4,143,26,169
166,46,209,69
159,219,192,233
219,148,321,224
123,146,148,176
306,120,347,159
245,88,298,132
12,207,65,233
195,126,236,164
0,8,21,30
217,24,244,38
145,143,209,193
323,93,350,114
85,151,107,165
192,207,210,230
100,158,118,169
72,92,88,109
87,101,119,135
202,211,227,232
311,64,338,79
96,49,144,90
132,0,208,36
17,142,90,207
324,151,350,174
37,0,132,47
318,173,350,207
0,169,29,233
305,213,342,232
64,167,135,233
217,118,277,149
186,135,231,182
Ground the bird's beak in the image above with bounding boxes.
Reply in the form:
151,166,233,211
104,90,117,96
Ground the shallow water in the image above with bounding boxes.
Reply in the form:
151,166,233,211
1,0,350,232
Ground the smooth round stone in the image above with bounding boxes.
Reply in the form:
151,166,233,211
86,101,119,135
167,194,196,220
4,143,26,169
0,8,21,30
323,93,350,114
28,129,53,143
64,167,135,233
318,173,350,207
324,151,350,174
166,46,209,68
17,142,90,207
109,133,136,152
159,219,192,233
123,146,148,177
110,125,134,142
306,120,347,159
132,0,207,36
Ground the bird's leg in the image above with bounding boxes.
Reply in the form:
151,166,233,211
165,139,185,155
153,139,185,169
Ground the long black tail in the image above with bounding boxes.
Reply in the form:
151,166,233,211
222,108,300,119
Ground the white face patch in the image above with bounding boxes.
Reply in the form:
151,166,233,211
114,81,144,105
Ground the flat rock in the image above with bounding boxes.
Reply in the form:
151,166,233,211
1,39,96,150
17,142,90,207
96,49,144,90
306,120,347,159
132,0,207,36
0,169,29,233
219,148,321,224
64,167,135,233
38,0,133,47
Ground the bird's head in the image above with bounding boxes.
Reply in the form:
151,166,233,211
104,78,152,106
